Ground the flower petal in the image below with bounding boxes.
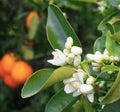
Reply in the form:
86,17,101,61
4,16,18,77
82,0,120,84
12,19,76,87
87,93,94,103
64,84,76,93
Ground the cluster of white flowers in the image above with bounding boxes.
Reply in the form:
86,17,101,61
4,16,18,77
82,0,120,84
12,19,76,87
47,37,96,103
63,69,95,102
47,37,82,67
86,49,119,72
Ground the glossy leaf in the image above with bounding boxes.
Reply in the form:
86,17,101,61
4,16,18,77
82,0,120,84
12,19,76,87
21,68,54,98
93,37,105,53
46,4,81,50
106,31,120,59
98,12,118,31
102,70,120,103
45,89,77,112
21,66,75,98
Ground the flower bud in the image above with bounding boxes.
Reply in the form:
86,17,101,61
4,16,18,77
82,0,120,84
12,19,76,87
73,55,81,67
86,76,95,85
71,46,82,55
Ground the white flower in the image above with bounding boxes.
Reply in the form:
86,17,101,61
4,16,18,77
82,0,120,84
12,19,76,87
65,37,73,49
71,46,82,55
63,70,94,102
47,49,66,66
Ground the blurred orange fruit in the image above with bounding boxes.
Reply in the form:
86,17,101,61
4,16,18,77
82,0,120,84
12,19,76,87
1,52,19,73
11,61,33,84
0,61,7,78
3,74,20,88
25,11,40,28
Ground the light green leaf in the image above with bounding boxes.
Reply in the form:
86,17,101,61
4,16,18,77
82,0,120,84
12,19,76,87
46,4,81,50
106,31,120,59
45,89,77,112
112,31,120,42
102,70,120,103
93,37,105,53
21,66,75,98
101,65,119,74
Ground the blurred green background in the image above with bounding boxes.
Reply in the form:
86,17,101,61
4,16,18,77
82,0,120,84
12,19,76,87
0,0,102,112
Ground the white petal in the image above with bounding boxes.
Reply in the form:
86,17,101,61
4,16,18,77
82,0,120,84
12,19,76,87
47,59,65,66
80,84,93,94
73,89,81,96
71,46,82,55
87,93,94,102
73,55,81,67
64,84,76,93
86,54,94,60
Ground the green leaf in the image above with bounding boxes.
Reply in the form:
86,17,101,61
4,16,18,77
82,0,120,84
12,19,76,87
93,37,105,53
101,65,120,74
21,66,75,98
46,4,81,50
21,68,54,98
112,31,120,42
106,31,120,59
102,99,120,112
45,89,77,112
82,96,95,112
102,70,120,103
98,12,118,31
72,100,84,112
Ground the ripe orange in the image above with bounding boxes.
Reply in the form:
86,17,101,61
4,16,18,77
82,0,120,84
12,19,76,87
0,61,7,78
11,61,33,84
3,74,20,88
25,11,40,28
1,52,18,73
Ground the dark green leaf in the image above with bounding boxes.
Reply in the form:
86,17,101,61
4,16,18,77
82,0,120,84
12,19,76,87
45,89,77,112
102,70,120,103
46,4,81,50
102,99,120,112
21,68,54,98
21,66,75,98
72,100,84,112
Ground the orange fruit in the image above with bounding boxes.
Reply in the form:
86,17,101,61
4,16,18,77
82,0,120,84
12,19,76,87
11,61,33,84
1,52,18,73
3,74,20,88
25,11,40,28
0,61,7,78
